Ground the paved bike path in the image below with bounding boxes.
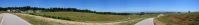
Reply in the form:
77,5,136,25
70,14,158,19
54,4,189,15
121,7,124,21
1,13,31,25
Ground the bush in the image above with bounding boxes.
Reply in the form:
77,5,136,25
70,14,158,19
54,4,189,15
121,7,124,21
29,13,36,15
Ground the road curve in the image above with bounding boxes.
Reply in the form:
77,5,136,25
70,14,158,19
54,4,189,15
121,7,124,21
1,13,31,25
135,14,163,25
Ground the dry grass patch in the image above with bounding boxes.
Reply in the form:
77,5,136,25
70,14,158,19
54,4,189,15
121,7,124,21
157,12,199,25
14,13,69,25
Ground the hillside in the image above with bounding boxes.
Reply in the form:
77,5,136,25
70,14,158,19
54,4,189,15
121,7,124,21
157,12,199,25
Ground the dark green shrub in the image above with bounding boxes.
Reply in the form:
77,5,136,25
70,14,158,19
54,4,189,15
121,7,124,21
29,13,36,15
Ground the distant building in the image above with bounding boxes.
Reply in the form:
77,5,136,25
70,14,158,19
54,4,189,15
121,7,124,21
7,9,42,13
9,9,21,13
27,10,34,13
21,11,28,13
7,10,10,12
34,10,42,13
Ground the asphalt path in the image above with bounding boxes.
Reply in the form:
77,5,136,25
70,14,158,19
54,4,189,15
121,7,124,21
1,13,31,25
135,18,154,25
135,14,163,25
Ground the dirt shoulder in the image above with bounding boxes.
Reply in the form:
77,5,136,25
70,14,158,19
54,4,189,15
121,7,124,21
154,14,166,25
154,19,166,25
0,14,3,23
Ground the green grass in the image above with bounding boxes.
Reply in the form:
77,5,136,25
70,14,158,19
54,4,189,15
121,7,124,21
29,12,159,23
0,11,8,13
119,18,145,25
33,12,159,25
157,12,199,25
1,11,161,25
13,13,71,25
30,12,130,22
26,12,159,25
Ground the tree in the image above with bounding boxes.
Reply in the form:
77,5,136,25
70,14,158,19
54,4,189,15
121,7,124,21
188,11,190,13
177,12,181,13
139,12,145,16
0,7,2,11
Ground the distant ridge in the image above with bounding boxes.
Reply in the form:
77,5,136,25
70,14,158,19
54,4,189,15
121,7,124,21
116,11,188,13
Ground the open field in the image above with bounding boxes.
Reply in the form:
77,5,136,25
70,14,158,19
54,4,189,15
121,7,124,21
1,9,160,25
1,11,160,25
0,11,71,25
156,12,199,25
30,12,159,22
13,13,72,25
27,12,159,25
0,11,8,13
31,12,129,22
15,13,138,25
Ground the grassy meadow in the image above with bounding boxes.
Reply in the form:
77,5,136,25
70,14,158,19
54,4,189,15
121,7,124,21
31,12,129,22
157,12,199,25
13,13,70,25
1,11,160,25
29,12,160,23
0,11,71,25
0,11,8,13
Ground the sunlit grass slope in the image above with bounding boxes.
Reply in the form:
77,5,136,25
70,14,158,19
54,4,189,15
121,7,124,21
14,13,68,25
157,12,199,25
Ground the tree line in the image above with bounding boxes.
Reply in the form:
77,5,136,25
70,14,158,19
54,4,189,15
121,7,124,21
0,6,132,15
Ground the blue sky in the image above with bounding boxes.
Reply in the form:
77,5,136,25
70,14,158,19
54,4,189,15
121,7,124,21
0,0,199,12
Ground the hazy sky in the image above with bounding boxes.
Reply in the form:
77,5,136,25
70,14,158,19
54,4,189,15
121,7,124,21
0,0,199,12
